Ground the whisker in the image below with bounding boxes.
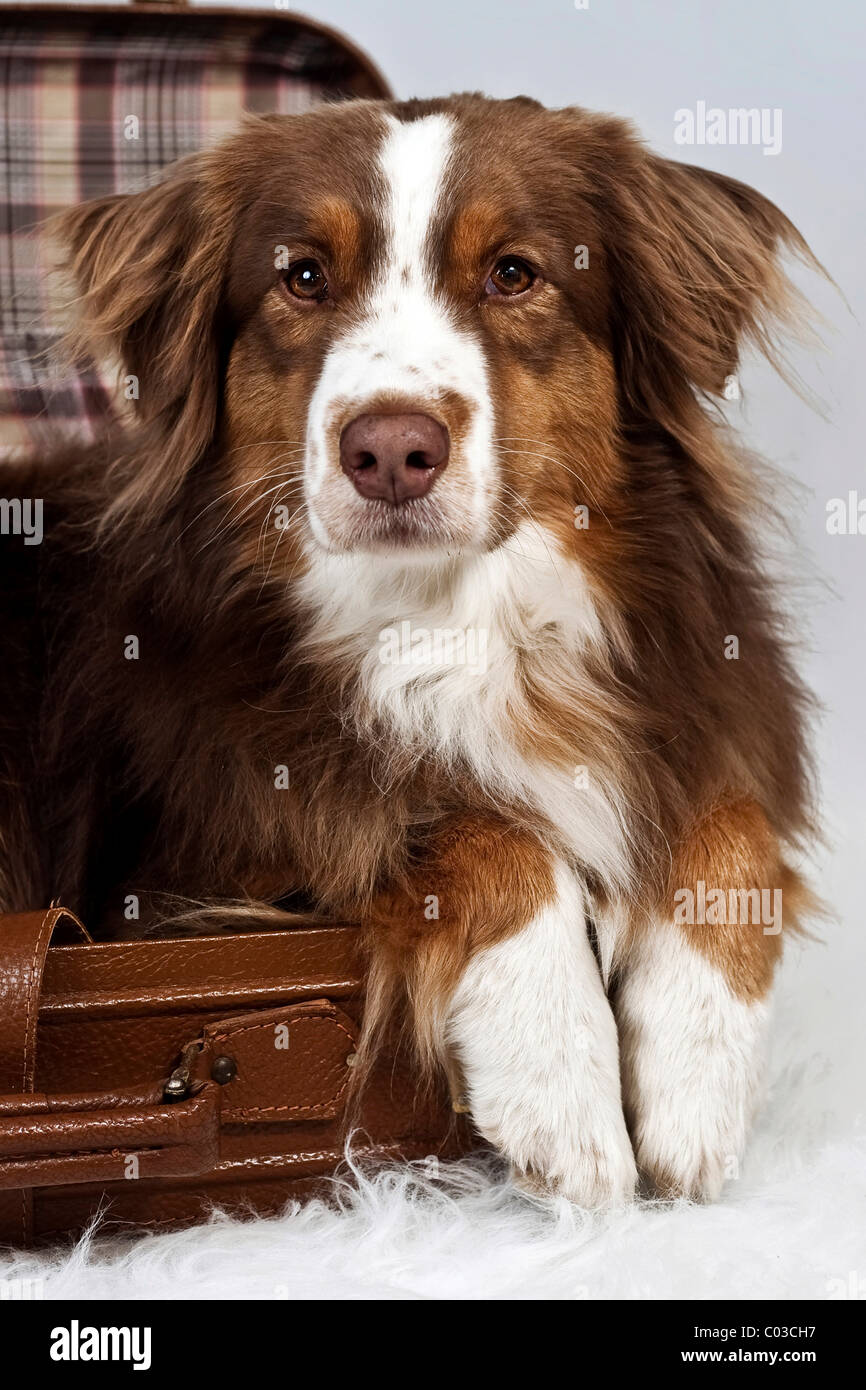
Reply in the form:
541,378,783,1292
496,446,612,526
219,439,306,459
252,479,307,571
195,476,306,555
252,483,309,567
178,455,306,538
257,498,309,594
494,481,566,582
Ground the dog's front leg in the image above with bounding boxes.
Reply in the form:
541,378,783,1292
615,923,773,1201
364,817,636,1207
614,798,794,1201
448,861,637,1206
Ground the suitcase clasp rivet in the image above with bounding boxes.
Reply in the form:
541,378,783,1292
163,1041,201,1102
211,1054,238,1085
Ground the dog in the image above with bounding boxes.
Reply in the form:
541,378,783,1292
0,94,820,1206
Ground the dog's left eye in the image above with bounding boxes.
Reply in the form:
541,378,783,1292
284,259,329,302
485,256,536,297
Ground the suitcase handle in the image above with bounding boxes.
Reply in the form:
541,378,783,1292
0,1080,220,1190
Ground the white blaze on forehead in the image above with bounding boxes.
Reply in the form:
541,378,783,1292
304,112,495,541
380,112,454,285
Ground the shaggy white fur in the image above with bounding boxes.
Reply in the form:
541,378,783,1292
1,834,863,1301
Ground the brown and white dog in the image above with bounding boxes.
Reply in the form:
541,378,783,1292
0,95,819,1206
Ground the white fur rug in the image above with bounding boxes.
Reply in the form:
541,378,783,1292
2,838,864,1302
2,1139,864,1302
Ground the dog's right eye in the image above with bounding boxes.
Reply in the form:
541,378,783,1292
283,259,329,302
485,256,536,298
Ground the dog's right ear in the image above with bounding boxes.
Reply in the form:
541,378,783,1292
52,155,234,520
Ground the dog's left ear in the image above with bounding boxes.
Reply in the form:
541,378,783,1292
51,154,233,519
599,147,817,438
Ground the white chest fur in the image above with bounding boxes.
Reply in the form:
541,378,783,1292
298,523,633,897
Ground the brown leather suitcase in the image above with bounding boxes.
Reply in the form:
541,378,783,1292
0,907,471,1247
0,6,474,1248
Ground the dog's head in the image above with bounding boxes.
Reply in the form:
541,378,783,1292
55,95,810,564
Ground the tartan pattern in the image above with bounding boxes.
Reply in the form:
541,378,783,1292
0,10,384,458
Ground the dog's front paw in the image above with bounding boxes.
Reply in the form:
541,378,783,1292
478,1096,638,1209
631,1119,742,1203
509,1132,638,1209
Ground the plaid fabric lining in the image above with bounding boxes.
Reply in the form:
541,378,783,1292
0,10,386,459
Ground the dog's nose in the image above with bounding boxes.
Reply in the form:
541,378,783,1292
339,413,450,503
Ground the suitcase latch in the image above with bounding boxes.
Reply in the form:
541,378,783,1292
163,1041,203,1103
